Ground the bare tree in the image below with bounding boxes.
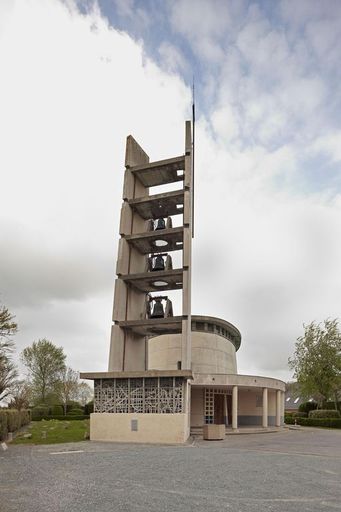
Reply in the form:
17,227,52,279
55,367,79,415
8,381,31,410
76,381,93,406
0,305,18,402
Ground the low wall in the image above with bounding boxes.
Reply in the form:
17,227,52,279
90,413,190,444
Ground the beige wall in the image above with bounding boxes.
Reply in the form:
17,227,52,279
238,389,276,415
148,332,237,374
90,413,189,444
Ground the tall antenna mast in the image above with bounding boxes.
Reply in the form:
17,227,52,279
192,77,195,238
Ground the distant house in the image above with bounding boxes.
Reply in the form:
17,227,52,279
285,382,315,412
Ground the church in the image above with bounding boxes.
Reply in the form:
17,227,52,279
81,121,285,443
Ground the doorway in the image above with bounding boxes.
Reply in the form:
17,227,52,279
214,394,225,424
226,394,232,426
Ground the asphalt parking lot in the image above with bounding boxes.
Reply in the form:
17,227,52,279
1,428,341,512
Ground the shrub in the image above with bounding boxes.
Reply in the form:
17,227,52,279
309,409,340,419
292,411,307,418
84,401,93,415
0,410,8,441
0,409,31,439
322,401,341,411
290,417,341,428
66,401,82,413
51,405,64,416
285,415,341,428
67,408,84,416
31,405,50,420
6,410,20,432
20,409,31,427
32,415,89,421
298,401,318,414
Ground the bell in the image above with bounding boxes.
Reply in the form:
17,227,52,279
152,255,165,272
155,218,166,230
151,299,164,318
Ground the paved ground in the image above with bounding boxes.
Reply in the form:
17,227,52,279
1,427,341,512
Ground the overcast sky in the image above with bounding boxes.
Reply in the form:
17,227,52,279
1,0,341,382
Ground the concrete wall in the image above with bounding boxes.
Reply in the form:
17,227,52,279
148,332,237,374
90,413,189,444
237,389,277,426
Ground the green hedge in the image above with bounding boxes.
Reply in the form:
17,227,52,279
285,416,341,428
67,408,84,416
66,401,82,413
309,409,340,418
50,405,64,416
32,415,89,421
0,409,31,441
292,411,307,418
31,405,50,420
84,401,93,415
31,404,86,419
322,401,341,410
298,401,318,414
0,410,8,441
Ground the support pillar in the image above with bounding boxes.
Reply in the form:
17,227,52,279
232,386,238,430
262,387,268,428
276,389,281,427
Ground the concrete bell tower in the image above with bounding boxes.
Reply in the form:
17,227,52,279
108,121,193,372
81,121,194,444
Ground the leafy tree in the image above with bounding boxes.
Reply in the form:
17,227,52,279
21,339,66,403
289,319,341,408
55,367,79,415
0,305,18,402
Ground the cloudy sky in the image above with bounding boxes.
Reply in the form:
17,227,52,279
1,0,341,382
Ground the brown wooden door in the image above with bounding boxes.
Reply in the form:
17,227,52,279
214,394,224,424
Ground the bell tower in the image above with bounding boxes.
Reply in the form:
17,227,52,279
81,121,194,444
108,121,193,371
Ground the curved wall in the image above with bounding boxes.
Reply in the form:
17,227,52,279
148,331,238,374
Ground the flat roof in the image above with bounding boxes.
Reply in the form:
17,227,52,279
80,370,193,380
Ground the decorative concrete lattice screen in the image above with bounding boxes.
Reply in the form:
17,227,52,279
94,377,184,414
204,388,232,424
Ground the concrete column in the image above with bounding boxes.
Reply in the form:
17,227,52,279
276,389,281,427
262,388,268,428
232,386,238,430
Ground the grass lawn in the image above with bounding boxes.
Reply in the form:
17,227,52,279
12,419,90,445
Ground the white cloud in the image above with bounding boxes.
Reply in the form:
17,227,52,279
158,41,189,73
311,131,341,164
1,0,341,383
0,0,190,371
211,104,240,141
